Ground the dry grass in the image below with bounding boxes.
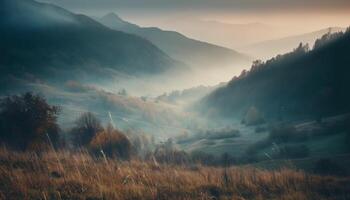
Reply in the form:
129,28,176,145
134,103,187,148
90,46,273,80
0,149,349,200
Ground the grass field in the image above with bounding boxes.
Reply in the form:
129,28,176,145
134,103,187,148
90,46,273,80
1,149,350,200
178,115,350,174
179,122,269,156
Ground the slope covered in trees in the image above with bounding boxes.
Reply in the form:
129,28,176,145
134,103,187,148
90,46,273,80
200,29,350,121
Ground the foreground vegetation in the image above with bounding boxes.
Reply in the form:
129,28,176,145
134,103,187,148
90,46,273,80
0,77,349,199
0,149,350,200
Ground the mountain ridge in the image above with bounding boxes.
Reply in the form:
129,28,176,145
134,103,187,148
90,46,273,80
97,12,252,69
0,0,185,80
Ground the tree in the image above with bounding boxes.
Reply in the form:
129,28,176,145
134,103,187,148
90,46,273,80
71,112,103,147
294,42,309,53
313,31,344,49
0,92,60,150
251,60,263,72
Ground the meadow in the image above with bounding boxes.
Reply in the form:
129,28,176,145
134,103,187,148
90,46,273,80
0,149,349,200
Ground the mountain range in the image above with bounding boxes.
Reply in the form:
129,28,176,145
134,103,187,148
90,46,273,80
155,17,296,49
0,0,184,81
97,13,251,69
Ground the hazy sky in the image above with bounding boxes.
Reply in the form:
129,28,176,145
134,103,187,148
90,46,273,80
37,0,350,27
37,0,350,48
37,0,350,13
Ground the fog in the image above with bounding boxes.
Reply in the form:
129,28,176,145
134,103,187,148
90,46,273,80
98,61,250,97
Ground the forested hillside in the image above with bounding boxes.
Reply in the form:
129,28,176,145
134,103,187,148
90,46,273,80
200,30,350,121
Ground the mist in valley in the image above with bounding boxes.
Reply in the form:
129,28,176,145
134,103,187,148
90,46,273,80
1,0,350,199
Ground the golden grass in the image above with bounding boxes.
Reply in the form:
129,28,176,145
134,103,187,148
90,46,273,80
0,149,349,200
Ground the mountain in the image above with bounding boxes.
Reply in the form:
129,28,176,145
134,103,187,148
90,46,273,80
0,0,183,80
97,13,251,69
241,27,345,60
153,17,295,49
199,30,350,121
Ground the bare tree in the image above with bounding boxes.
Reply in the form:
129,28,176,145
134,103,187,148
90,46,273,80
71,112,103,147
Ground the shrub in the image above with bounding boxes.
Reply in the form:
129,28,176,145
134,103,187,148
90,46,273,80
71,112,103,147
0,92,60,151
89,128,132,160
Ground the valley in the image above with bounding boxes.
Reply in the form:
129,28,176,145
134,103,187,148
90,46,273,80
1,0,350,199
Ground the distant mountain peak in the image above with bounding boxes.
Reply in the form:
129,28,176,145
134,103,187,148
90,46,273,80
102,12,123,21
100,12,139,30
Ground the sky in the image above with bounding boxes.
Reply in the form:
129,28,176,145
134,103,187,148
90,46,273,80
37,0,350,48
36,0,350,14
37,0,350,27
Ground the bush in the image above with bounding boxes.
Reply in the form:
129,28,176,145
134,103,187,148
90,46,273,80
89,127,132,160
71,112,103,147
0,92,60,151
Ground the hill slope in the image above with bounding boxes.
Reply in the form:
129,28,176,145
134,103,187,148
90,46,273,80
0,0,182,78
97,13,251,69
200,30,350,120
